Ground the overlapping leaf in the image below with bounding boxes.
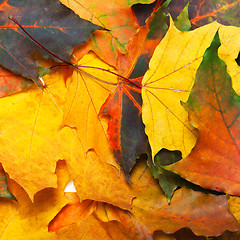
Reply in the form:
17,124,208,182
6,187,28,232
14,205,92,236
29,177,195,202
174,3,191,32
128,161,240,237
54,213,142,240
0,0,103,86
118,0,170,77
218,25,240,94
132,186,240,237
0,69,72,200
49,192,126,232
167,0,240,28
0,163,15,200
99,82,149,182
49,199,97,232
99,3,170,181
0,1,239,239
142,18,222,159
131,0,162,27
0,161,69,239
148,149,182,202
0,66,32,97
167,32,240,195
62,127,135,210
60,0,155,66
52,160,240,238
61,52,119,169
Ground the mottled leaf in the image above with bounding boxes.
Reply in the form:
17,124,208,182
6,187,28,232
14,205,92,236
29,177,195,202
60,0,155,66
131,0,163,27
116,160,240,237
132,185,240,237
100,82,150,182
0,66,32,97
118,0,170,77
99,3,170,181
167,32,240,195
167,0,240,28
50,160,240,239
141,19,221,159
148,149,182,202
0,0,103,87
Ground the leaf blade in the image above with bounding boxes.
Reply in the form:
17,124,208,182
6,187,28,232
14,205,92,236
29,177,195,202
0,0,103,85
167,31,240,195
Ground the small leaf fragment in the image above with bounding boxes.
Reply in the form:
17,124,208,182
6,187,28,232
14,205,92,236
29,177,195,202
0,66,32,98
148,149,182,203
0,163,16,200
174,3,191,32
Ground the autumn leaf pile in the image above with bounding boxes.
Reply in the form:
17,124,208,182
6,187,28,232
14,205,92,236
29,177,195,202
0,0,240,239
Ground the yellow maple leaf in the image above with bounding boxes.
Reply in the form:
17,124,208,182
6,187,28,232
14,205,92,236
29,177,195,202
61,52,120,168
0,69,72,200
142,17,240,159
62,127,135,210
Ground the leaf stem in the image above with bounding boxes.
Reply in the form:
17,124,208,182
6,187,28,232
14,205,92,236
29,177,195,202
9,16,142,89
9,16,72,66
76,65,142,88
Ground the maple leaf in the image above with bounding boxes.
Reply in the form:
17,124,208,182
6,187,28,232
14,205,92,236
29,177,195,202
99,82,149,183
0,1,239,239
129,161,240,237
51,160,240,238
0,0,103,87
0,68,73,200
117,0,170,77
141,18,222,159
167,31,240,195
60,0,155,66
99,2,170,182
60,52,119,169
61,127,136,210
0,161,69,239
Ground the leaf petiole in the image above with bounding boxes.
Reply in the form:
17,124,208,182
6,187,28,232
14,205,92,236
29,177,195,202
9,16,142,89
